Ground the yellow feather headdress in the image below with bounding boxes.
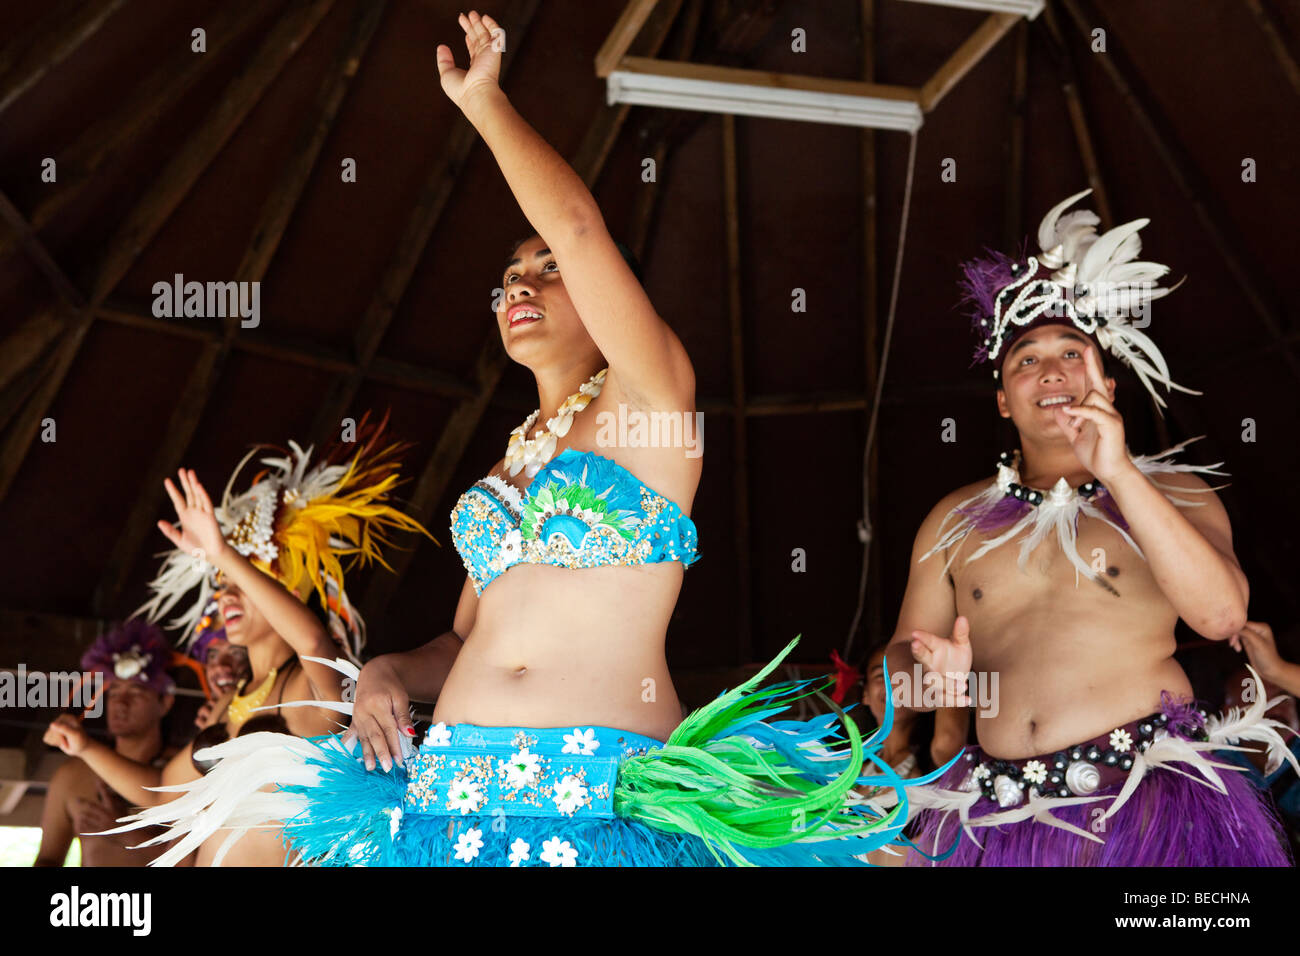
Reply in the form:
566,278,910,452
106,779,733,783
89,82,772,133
136,414,433,663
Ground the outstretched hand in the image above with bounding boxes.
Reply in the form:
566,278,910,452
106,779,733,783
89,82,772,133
436,10,504,112
157,468,225,566
1051,345,1128,483
43,714,89,756
910,616,973,707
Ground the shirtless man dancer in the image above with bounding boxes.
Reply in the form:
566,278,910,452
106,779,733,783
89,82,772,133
891,191,1293,866
38,621,177,866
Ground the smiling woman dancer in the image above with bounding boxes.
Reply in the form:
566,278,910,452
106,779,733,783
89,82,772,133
113,11,916,867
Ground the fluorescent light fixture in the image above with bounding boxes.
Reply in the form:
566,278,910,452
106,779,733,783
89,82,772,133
894,0,1043,18
606,71,923,132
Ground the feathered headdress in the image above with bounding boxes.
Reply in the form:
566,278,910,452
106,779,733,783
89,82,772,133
81,619,176,695
135,414,433,663
961,189,1198,410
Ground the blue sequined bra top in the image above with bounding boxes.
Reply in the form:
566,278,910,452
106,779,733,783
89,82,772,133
449,448,700,595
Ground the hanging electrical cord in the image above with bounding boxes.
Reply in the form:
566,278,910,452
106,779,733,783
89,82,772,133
843,130,919,662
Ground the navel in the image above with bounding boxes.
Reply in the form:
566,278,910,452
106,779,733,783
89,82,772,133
512,666,528,678
972,587,983,601
1107,566,1120,578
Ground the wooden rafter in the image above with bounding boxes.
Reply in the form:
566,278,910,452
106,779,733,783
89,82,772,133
1059,0,1300,384
0,2,268,259
0,0,127,115
93,0,388,616
0,0,337,508
360,0,688,620
307,0,544,450
0,191,85,308
919,12,1019,112
1245,0,1300,100
595,0,663,78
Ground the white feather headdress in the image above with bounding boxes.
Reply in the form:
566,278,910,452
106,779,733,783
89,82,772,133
968,189,1198,410
133,420,432,663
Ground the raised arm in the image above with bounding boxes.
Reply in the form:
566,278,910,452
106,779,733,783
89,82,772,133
159,468,343,701
440,11,693,406
1054,346,1248,640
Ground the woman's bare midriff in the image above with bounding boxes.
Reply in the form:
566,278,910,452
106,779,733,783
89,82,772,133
434,562,686,742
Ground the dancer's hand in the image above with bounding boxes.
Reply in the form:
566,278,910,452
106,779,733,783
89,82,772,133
437,10,504,113
157,468,227,568
44,714,90,756
344,657,414,772
1237,621,1285,681
1052,345,1128,484
909,616,973,707
71,781,128,840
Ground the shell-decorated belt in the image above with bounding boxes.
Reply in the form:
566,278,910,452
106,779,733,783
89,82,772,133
402,723,659,820
958,707,1210,807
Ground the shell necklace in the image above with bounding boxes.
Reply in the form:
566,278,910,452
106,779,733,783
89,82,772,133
504,367,607,478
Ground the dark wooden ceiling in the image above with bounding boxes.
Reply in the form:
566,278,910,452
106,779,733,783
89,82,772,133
2,0,1297,720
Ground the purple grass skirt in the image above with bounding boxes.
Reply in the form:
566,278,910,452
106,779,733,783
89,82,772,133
908,696,1292,867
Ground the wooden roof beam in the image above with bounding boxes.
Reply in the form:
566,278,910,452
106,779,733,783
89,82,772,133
1059,0,1300,384
306,0,543,450
0,2,269,259
920,12,1019,112
0,0,337,508
0,0,127,115
93,0,390,616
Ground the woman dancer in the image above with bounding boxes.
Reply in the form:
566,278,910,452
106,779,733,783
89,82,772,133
113,11,918,867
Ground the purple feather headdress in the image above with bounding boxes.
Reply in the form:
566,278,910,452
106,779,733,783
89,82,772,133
959,245,1054,366
80,619,175,695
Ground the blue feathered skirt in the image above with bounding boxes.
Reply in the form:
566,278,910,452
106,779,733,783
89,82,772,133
112,639,939,866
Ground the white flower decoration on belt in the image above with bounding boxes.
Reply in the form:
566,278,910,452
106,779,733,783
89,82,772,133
553,775,588,816
1109,728,1133,753
562,727,599,755
1022,760,1048,785
446,777,484,815
503,748,541,789
424,722,452,747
